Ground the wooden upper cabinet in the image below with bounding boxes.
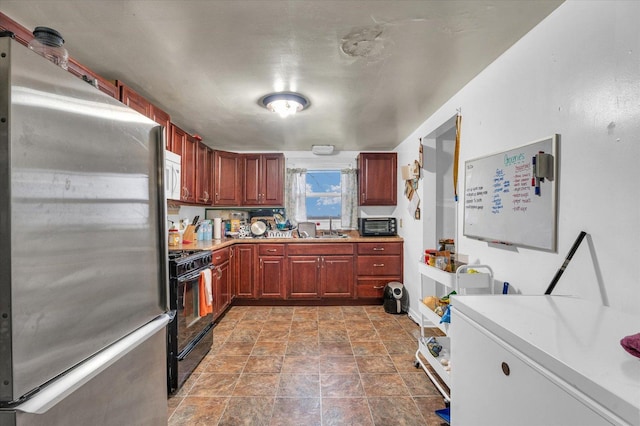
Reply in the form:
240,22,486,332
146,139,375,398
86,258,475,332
183,134,198,204
170,124,196,203
213,150,241,206
358,152,397,206
0,12,33,46
118,83,152,117
196,141,213,205
242,155,261,205
117,82,172,149
242,153,284,206
263,154,285,205
150,105,171,150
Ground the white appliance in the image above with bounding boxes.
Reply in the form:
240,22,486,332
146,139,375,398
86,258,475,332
165,150,181,200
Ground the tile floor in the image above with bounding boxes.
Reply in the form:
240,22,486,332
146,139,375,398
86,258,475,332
168,305,448,425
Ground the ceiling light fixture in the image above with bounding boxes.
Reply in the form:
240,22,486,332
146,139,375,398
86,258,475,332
259,92,309,118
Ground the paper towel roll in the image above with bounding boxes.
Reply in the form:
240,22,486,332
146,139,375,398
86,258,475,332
213,218,222,239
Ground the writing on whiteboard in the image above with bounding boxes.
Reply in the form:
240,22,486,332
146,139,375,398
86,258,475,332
504,152,527,167
512,163,532,212
465,185,487,210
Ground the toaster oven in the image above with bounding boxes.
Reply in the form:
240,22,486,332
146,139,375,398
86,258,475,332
359,217,397,236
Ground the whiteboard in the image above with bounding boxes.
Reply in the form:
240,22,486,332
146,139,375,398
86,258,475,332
463,135,558,251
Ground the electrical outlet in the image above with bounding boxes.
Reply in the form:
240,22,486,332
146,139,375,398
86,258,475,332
399,218,403,228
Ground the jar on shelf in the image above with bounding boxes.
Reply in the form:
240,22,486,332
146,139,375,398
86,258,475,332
168,229,180,246
27,27,68,70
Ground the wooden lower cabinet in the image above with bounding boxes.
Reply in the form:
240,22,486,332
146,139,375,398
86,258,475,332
288,256,320,298
356,242,403,298
287,244,355,299
212,247,231,319
234,245,256,299
257,244,286,299
228,241,401,303
320,255,355,298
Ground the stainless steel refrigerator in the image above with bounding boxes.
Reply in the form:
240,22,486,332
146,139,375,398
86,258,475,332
0,37,170,425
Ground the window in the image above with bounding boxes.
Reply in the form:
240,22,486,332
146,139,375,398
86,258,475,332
305,170,341,219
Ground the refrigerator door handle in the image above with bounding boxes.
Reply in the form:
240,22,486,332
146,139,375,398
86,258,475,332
14,314,171,415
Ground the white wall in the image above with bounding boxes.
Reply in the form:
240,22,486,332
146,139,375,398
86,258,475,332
396,0,640,318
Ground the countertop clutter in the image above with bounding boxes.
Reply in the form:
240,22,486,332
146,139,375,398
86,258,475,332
169,230,403,252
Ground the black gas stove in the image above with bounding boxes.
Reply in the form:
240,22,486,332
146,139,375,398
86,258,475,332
167,249,214,394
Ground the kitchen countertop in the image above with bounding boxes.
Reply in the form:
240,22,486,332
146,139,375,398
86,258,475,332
169,230,403,251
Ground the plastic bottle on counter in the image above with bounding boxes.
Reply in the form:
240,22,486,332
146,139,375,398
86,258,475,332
205,220,212,240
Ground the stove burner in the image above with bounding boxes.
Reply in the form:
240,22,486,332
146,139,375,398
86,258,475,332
169,250,212,279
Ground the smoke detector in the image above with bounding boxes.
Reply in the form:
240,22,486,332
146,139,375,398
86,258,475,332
311,145,334,155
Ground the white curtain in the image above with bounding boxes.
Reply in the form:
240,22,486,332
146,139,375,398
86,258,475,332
340,168,358,229
285,168,307,225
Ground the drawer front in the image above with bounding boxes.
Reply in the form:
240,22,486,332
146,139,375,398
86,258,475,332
287,243,354,256
357,242,402,255
212,247,230,264
258,244,285,256
357,278,399,298
357,255,402,276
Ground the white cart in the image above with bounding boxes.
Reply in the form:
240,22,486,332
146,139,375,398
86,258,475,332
415,262,494,402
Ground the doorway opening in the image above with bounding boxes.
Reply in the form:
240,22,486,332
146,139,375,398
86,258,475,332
421,114,458,252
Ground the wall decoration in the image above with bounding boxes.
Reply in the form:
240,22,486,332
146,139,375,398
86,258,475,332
403,139,423,219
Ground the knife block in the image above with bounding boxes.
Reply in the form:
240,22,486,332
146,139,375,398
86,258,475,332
182,225,196,243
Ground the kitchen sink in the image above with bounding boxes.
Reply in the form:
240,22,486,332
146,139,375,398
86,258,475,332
315,232,349,239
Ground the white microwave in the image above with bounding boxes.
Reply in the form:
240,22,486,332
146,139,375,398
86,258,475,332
165,150,181,200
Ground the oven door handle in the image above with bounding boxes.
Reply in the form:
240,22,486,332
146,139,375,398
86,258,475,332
176,265,214,283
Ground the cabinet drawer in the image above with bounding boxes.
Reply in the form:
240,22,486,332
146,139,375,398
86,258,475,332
357,255,402,276
212,247,230,264
357,242,402,255
287,243,354,256
259,244,285,256
357,278,398,298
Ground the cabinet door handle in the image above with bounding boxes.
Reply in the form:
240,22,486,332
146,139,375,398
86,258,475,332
317,257,321,268
373,247,385,251
267,249,277,253
218,269,222,279
373,263,385,267
215,256,222,261
373,285,384,289
215,193,219,201
260,258,263,269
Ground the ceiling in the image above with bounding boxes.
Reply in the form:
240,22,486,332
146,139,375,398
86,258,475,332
1,1,563,152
